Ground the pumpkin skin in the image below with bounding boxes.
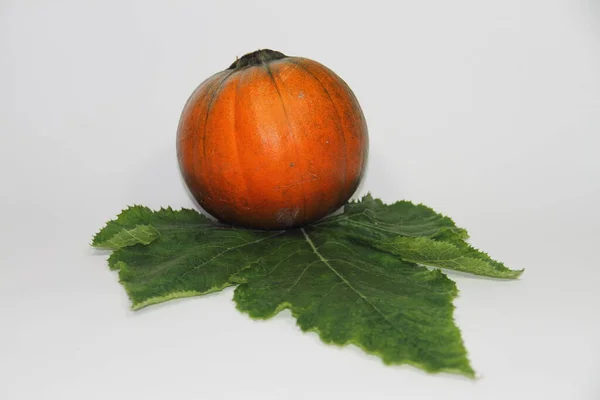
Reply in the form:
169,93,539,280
177,49,368,230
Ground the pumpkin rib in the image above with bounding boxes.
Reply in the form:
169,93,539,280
289,58,349,206
297,59,369,197
195,70,238,206
187,71,237,201
201,69,238,160
177,74,217,147
205,73,250,219
188,71,229,157
262,61,308,224
179,72,228,199
230,73,250,215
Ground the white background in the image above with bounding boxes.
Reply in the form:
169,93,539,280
1,1,599,399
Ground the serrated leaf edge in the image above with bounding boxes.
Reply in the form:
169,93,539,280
233,290,476,378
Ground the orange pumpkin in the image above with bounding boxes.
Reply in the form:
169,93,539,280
176,49,368,229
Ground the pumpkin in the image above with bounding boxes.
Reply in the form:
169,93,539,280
176,49,369,229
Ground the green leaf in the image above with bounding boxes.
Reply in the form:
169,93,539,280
92,225,159,250
314,194,521,278
92,195,521,376
375,236,523,279
232,228,473,376
322,194,469,239
94,206,281,309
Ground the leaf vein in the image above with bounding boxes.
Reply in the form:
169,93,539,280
301,228,405,337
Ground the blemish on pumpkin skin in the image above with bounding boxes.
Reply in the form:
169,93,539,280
278,174,319,190
275,208,301,226
290,162,295,167
298,91,305,99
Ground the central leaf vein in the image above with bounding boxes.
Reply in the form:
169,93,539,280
300,228,403,336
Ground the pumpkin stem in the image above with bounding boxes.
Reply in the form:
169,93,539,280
228,49,287,70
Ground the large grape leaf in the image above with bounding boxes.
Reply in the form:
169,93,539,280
92,206,281,309
92,195,522,376
315,195,522,278
231,228,472,375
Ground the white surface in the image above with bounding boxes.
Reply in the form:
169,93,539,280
1,1,599,399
